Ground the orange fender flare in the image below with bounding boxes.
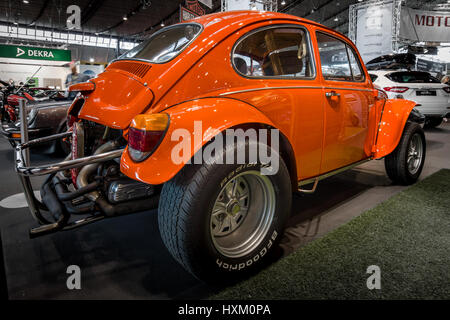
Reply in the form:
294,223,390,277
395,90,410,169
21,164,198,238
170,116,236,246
373,99,417,159
120,98,277,185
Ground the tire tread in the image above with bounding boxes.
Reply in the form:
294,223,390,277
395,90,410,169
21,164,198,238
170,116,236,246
384,122,425,185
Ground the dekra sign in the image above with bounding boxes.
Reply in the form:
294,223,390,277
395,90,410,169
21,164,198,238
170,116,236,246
17,47,55,58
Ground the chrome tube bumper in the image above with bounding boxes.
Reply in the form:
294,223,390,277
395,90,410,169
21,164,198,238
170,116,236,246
15,132,123,176
14,130,123,231
14,101,124,236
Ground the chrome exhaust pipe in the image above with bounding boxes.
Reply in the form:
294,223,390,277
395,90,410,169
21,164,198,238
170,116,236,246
77,140,122,201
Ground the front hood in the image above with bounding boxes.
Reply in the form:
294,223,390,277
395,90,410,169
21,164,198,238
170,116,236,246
78,70,154,129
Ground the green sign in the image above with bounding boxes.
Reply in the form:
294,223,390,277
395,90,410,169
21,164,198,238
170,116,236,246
26,77,39,88
0,44,71,61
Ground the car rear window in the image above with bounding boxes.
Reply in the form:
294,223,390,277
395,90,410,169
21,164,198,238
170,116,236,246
118,24,201,63
386,71,440,83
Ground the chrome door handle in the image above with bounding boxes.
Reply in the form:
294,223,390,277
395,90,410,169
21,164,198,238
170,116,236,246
325,91,340,98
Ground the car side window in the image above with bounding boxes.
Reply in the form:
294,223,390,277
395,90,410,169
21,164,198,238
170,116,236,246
233,27,314,78
347,46,365,81
316,32,352,81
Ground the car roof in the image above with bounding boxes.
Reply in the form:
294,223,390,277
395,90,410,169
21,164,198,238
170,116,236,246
189,10,353,44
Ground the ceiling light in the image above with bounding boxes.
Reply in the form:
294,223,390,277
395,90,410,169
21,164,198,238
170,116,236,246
123,16,128,21
13,22,18,25
281,0,286,5
23,0,29,4
161,22,165,27
334,17,339,21
89,58,94,63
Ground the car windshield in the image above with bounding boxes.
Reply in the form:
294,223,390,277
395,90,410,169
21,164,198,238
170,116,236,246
386,71,440,83
118,24,202,63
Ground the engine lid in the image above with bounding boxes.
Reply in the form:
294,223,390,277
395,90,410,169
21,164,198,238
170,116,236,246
78,70,154,129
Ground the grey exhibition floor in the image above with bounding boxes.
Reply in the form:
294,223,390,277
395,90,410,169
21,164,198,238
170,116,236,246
0,122,449,299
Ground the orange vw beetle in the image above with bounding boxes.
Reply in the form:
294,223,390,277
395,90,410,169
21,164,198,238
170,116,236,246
15,11,425,282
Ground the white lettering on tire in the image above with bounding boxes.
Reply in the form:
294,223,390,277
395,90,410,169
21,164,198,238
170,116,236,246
216,230,278,271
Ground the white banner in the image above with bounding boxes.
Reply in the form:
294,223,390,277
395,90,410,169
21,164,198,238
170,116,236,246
356,2,393,62
400,7,450,43
199,0,212,9
225,0,264,11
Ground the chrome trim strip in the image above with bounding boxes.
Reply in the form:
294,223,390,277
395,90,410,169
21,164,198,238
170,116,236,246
219,86,374,96
298,158,371,190
324,87,373,92
219,86,323,96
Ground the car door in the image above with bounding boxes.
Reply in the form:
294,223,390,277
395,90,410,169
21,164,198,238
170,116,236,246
223,24,325,181
315,31,374,173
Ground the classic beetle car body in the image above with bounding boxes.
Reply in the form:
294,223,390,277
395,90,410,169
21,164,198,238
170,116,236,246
14,11,426,282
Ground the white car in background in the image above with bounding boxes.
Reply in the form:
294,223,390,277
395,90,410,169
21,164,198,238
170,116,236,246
369,70,450,128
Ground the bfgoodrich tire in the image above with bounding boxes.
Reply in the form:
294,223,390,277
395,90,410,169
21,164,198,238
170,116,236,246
384,121,426,185
158,140,291,283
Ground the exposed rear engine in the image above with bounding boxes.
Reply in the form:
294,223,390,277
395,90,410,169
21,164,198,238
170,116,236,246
27,119,159,237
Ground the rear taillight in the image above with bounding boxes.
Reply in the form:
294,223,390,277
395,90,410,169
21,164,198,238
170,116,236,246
383,86,409,93
443,87,450,94
128,113,169,162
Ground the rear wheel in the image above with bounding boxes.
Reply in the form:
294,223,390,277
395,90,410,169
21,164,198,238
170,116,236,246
158,140,291,283
424,117,443,128
384,122,426,185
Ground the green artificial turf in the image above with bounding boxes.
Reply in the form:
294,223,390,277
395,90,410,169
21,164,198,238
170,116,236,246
212,169,450,300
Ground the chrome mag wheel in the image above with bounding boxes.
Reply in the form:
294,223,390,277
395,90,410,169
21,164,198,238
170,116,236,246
407,133,424,175
210,171,276,258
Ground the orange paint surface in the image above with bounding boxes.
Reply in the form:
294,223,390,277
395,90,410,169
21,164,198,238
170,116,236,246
373,99,417,159
72,10,416,185
120,98,274,184
68,82,95,92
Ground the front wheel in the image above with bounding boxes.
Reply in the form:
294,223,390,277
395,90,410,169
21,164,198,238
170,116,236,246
158,141,291,283
384,122,426,185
